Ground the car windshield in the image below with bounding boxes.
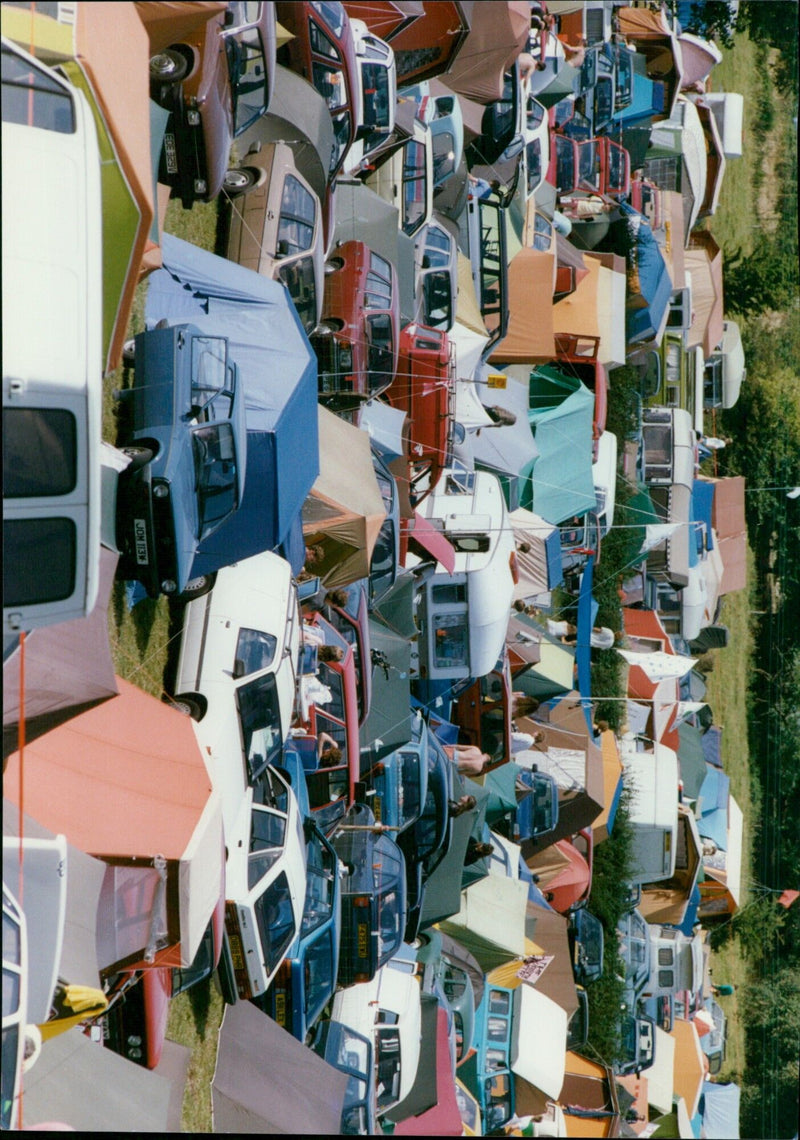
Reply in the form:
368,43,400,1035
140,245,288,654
432,613,468,669
412,750,448,861
401,140,428,236
303,925,335,1021
531,212,552,251
253,870,297,975
236,671,283,783
578,141,600,190
301,830,336,937
369,515,396,598
312,60,347,110
235,626,277,675
311,1,345,39
248,804,287,888
552,97,574,129
226,14,270,135
191,422,239,538
555,135,575,191
526,95,545,130
329,110,352,175
615,48,633,107
397,750,423,826
375,1027,401,1109
2,42,75,133
277,176,316,252
593,76,614,132
422,270,452,329
367,314,394,395
376,889,402,961
360,62,391,130
607,143,627,192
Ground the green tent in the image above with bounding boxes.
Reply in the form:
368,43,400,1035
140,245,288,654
677,722,707,800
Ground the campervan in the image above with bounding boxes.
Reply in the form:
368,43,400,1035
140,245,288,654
406,467,516,682
3,40,103,635
645,925,705,999
622,745,680,886
331,959,423,1117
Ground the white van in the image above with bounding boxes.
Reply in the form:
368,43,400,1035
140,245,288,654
622,744,680,885
331,961,423,1117
173,550,301,833
406,466,516,682
645,925,705,999
2,38,103,636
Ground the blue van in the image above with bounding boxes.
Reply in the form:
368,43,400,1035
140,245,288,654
362,710,429,832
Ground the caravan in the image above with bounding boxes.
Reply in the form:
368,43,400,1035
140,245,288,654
622,745,680,886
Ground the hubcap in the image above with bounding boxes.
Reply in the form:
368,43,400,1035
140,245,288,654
151,53,178,78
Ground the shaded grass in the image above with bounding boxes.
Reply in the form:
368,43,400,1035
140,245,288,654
165,980,225,1133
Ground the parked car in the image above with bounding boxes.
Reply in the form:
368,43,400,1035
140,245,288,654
2,39,103,636
361,709,429,832
330,803,407,985
386,323,456,503
311,1018,377,1134
143,0,276,207
412,215,458,332
224,769,308,1001
567,907,605,986
613,1010,656,1076
365,113,433,238
171,549,301,822
257,819,342,1043
577,137,631,198
401,81,464,189
510,766,560,843
223,140,325,332
115,323,247,599
311,240,399,410
617,907,652,1002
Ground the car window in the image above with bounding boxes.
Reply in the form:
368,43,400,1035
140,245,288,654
192,423,240,539
401,140,427,236
276,255,318,333
3,408,77,498
361,61,391,130
432,130,455,183
422,270,452,329
253,871,296,974
278,176,316,252
235,627,278,675
191,336,233,420
236,671,283,783
3,518,76,607
2,44,75,133
369,252,392,281
301,832,335,936
227,22,270,134
367,314,394,394
329,110,351,174
248,804,287,888
312,61,347,110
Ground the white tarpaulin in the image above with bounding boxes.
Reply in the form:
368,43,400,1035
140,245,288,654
510,985,567,1097
619,648,697,681
516,747,585,792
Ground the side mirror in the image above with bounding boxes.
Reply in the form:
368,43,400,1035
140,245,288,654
233,657,247,679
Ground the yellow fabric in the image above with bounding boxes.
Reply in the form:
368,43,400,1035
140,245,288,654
38,984,108,1041
456,253,488,336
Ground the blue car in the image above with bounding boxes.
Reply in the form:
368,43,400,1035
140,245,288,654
362,710,428,832
257,818,341,1042
116,323,247,598
514,767,559,841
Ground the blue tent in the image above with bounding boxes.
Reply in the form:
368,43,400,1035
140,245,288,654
145,234,319,577
621,203,673,344
521,366,597,524
699,762,730,813
677,883,701,935
701,1080,740,1140
698,807,729,851
701,725,723,768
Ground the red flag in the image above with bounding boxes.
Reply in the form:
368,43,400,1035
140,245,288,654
777,889,800,909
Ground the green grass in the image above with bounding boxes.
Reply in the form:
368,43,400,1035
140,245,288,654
106,195,223,1131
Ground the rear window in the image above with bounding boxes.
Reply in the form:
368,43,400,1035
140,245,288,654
3,517,76,606
277,176,316,254
3,408,77,498
1,44,74,133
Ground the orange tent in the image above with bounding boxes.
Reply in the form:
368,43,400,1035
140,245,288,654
5,678,224,973
489,249,556,365
527,837,590,913
670,1019,706,1118
686,231,725,357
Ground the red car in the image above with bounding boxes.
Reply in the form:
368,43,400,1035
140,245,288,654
386,324,456,504
546,131,581,194
311,239,399,410
275,0,361,180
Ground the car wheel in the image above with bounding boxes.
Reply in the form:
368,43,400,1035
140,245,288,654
223,166,260,197
169,693,205,720
324,257,344,275
316,318,344,335
149,49,188,87
121,445,154,470
121,338,136,368
174,572,217,603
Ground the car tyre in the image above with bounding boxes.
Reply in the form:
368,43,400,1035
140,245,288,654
174,572,217,603
149,48,188,87
120,445,154,470
223,166,261,197
169,693,206,720
121,338,136,368
324,257,344,275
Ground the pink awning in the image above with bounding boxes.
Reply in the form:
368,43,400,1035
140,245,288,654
409,511,457,574
395,1009,461,1135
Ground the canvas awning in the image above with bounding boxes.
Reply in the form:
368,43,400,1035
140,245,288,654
701,1079,741,1140
443,0,529,103
393,1006,461,1134
678,33,722,88
527,837,590,912
660,190,687,286
671,1019,706,1119
720,320,746,408
694,97,727,218
303,405,387,588
2,3,158,373
508,507,564,598
472,370,539,486
510,985,568,1098
4,678,224,970
439,874,529,972
407,510,457,574
648,97,707,236
642,1027,676,1115
522,902,579,1017
212,1001,348,1133
455,254,489,339
702,795,743,909
616,6,685,118
594,728,624,843
3,547,118,764
706,473,747,594
701,92,744,158
553,253,626,367
489,249,556,366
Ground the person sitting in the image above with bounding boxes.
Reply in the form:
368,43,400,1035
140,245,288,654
443,743,492,776
317,731,342,767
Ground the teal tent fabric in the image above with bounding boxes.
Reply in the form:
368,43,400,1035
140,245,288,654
520,367,596,523
677,722,707,800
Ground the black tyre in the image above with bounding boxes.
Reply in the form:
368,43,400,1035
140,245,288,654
121,445,153,470
174,572,217,603
324,257,344,275
169,693,205,720
149,48,188,87
222,166,261,197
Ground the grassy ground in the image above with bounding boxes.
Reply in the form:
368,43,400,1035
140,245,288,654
697,546,759,1083
106,196,222,1131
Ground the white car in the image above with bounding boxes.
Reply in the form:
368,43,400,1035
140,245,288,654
521,90,550,200
413,214,458,332
2,38,103,636
173,550,301,832
224,772,308,1001
365,113,434,239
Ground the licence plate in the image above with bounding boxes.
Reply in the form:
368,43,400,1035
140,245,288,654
228,934,245,973
133,518,149,565
275,991,286,1026
164,132,178,174
373,796,382,822
357,924,368,958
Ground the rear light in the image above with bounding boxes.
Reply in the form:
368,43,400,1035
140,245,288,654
354,972,370,982
224,902,252,1001
353,894,370,909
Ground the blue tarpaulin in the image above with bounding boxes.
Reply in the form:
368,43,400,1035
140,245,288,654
701,725,723,768
677,883,702,935
575,555,598,732
701,1080,740,1140
689,479,715,567
698,806,728,851
621,203,673,344
699,762,730,813
145,235,319,576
